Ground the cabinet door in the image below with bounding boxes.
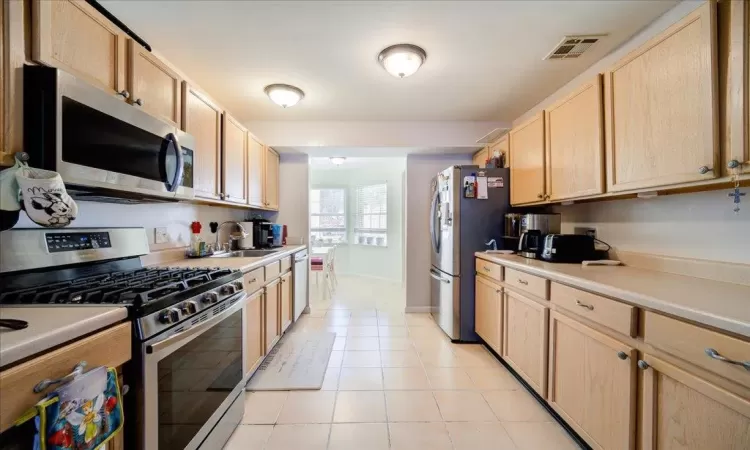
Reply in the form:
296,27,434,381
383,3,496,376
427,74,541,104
222,113,248,204
503,290,548,396
31,0,127,95
264,147,280,210
545,76,605,200
604,2,718,192
723,0,750,175
639,354,750,450
244,290,264,377
247,135,265,207
474,276,502,354
280,272,292,333
128,41,182,127
510,112,545,205
182,83,222,199
548,312,636,450
490,136,509,167
264,280,280,353
0,0,5,164
472,147,488,167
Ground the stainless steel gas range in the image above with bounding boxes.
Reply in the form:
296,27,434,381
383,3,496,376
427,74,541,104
0,228,248,450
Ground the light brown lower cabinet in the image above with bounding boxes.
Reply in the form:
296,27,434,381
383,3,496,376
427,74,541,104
244,289,264,377
264,279,281,353
548,311,637,450
503,289,549,396
280,271,292,333
474,276,502,354
639,354,750,450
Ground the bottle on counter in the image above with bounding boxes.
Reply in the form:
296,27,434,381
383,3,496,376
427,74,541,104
190,221,202,255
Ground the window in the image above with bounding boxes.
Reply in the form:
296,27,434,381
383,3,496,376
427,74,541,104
310,188,347,244
354,183,387,246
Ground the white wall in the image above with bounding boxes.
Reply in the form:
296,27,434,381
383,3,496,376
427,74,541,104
277,153,311,244
13,201,246,251
553,190,750,265
310,158,406,282
405,154,473,310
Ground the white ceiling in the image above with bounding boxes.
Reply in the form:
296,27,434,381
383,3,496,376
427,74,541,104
277,146,477,156
101,0,677,123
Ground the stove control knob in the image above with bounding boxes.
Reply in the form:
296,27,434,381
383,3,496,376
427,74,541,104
185,301,199,315
221,285,236,295
233,281,244,291
202,292,219,304
158,308,180,324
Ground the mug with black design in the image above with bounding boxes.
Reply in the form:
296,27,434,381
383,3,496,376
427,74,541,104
16,167,78,228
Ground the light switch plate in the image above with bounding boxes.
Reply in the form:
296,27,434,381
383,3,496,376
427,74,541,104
154,227,169,244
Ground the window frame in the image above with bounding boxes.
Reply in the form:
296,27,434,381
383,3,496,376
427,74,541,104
353,182,388,247
310,186,348,244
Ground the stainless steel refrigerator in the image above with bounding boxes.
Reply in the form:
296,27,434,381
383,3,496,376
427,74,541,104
429,165,511,341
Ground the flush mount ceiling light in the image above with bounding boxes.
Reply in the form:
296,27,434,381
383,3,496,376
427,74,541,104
378,44,427,78
264,84,305,108
330,157,346,165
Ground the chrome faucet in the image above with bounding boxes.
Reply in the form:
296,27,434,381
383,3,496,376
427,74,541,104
485,239,497,251
215,221,249,252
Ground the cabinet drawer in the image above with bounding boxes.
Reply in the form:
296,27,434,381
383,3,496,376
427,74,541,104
505,268,549,299
643,311,750,389
280,256,292,274
551,283,637,337
0,322,131,433
243,267,265,294
265,261,281,281
476,259,503,282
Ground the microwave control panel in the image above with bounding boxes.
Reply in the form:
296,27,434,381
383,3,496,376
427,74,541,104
45,232,112,253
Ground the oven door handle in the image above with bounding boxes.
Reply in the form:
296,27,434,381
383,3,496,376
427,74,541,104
146,293,247,354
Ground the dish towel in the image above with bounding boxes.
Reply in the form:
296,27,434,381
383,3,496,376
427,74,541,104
15,166,78,227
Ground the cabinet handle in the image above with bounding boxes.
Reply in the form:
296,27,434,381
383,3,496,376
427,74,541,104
544,194,551,200
698,165,712,175
226,194,231,199
727,159,742,170
34,361,87,393
116,89,130,99
637,360,650,370
537,193,543,199
220,193,226,199
616,351,628,360
575,300,594,310
249,278,257,283
705,348,750,371
483,267,490,272
134,98,144,106
517,279,528,285
496,289,502,294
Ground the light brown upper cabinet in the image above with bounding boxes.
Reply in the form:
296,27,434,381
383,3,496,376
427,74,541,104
604,1,718,192
182,83,222,200
222,114,248,204
31,0,127,97
264,147,280,210
638,354,750,450
503,289,549,396
490,135,509,167
545,76,605,201
128,41,182,128
472,146,489,167
510,112,546,205
247,135,265,208
548,312,636,450
722,0,750,175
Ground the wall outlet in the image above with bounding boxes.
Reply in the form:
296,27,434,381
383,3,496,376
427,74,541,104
154,227,169,244
574,227,597,240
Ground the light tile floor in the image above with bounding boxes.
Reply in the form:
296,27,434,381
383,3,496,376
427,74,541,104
224,275,581,449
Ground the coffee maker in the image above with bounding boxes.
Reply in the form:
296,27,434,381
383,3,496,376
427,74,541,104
518,213,561,259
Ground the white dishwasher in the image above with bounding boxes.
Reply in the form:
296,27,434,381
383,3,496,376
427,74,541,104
293,250,308,321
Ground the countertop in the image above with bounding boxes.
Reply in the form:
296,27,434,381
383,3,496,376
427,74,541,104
158,245,308,273
0,306,129,369
475,253,750,339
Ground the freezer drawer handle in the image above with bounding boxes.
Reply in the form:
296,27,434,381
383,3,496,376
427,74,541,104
429,270,450,284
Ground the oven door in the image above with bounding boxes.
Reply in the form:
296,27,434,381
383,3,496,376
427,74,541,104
141,293,247,450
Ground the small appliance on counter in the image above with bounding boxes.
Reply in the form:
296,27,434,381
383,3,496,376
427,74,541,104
518,213,561,259
248,219,274,249
271,224,284,247
238,221,255,249
540,234,605,263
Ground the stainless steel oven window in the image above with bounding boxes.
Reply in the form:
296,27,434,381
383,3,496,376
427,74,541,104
141,293,247,450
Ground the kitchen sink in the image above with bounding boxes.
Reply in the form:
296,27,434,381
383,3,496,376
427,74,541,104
211,249,281,258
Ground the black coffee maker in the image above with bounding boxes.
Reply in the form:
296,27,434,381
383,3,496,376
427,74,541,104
251,219,274,248
517,213,561,259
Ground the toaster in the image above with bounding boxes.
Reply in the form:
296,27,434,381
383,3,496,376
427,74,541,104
540,234,600,263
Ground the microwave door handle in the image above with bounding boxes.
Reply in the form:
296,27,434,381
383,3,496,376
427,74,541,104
146,293,247,354
163,132,184,193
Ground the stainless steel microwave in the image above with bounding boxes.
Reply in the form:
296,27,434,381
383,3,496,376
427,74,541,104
23,65,194,203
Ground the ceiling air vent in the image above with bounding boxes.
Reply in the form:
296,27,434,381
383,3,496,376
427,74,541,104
544,35,606,60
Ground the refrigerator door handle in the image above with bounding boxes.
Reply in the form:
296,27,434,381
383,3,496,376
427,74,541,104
429,269,450,284
430,188,440,253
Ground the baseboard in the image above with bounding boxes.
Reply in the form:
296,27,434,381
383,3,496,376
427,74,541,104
404,306,432,313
